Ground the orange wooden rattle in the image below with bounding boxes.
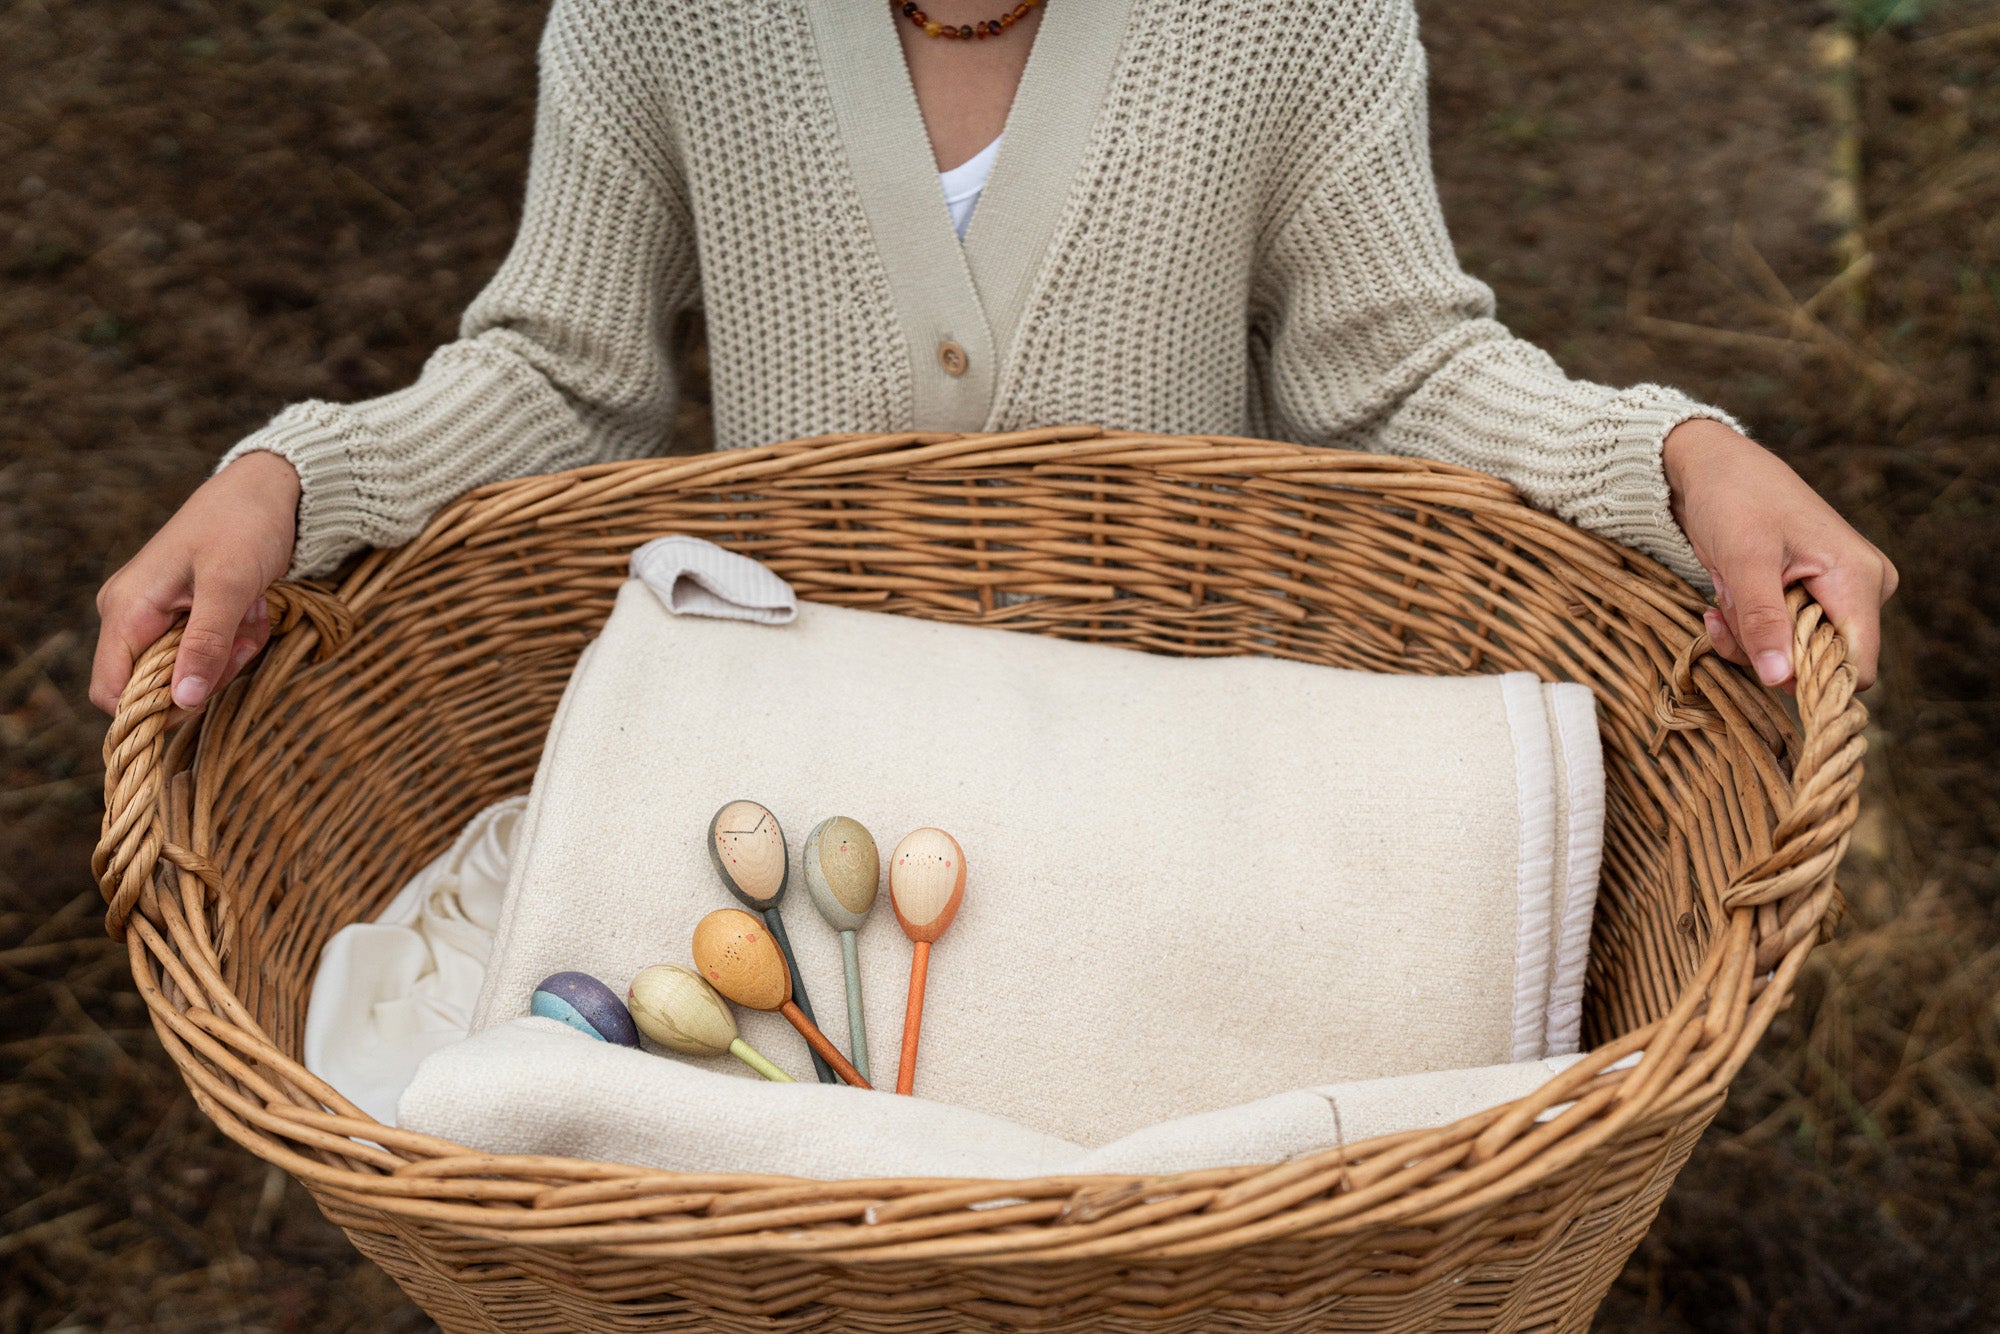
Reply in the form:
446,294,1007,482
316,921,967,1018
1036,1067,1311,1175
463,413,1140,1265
888,827,966,1097
690,908,871,1089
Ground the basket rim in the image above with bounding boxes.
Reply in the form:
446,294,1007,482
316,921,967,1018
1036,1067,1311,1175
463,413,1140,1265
93,426,1865,1264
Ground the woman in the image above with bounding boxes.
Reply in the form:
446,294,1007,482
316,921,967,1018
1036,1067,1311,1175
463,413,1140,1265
90,0,1896,713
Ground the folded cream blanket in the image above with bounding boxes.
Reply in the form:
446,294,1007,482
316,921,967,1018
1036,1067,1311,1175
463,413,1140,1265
407,577,1604,1159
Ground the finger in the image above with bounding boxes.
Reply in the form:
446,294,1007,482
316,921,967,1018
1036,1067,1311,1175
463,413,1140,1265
213,598,273,693
221,637,258,690
1703,609,1744,666
172,569,262,710
90,593,178,715
1705,575,1748,667
1803,561,1886,691
1717,542,1795,688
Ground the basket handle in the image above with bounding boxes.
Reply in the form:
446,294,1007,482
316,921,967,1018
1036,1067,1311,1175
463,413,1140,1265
1659,584,1867,932
94,581,356,940
1722,585,1867,913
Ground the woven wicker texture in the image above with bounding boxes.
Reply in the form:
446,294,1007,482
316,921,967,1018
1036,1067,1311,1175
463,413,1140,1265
95,426,1864,1331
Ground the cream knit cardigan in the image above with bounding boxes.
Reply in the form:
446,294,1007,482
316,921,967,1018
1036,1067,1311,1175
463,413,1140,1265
225,0,1733,585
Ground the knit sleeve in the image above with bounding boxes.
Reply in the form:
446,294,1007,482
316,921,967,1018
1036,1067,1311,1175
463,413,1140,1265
1249,25,1734,589
218,14,699,579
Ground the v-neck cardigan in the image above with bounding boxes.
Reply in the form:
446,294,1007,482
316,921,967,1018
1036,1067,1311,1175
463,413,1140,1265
225,0,1732,586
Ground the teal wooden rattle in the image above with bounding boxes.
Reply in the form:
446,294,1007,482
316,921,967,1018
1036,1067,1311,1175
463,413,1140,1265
708,800,835,1083
802,816,880,1083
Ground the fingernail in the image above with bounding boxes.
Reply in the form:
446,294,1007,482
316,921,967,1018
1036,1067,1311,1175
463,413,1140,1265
172,676,209,709
1754,652,1790,686
1716,583,1733,610
250,597,269,623
230,641,257,672
1702,610,1724,638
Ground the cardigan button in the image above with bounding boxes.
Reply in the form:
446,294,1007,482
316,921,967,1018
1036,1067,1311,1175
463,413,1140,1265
937,340,969,377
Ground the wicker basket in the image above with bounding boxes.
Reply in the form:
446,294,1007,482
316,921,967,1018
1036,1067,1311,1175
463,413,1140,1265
95,425,1863,1332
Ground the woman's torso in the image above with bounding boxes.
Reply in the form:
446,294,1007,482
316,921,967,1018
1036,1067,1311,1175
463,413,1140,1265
557,0,1418,446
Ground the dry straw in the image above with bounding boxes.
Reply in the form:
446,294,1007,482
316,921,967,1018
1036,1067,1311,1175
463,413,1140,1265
94,426,1863,1331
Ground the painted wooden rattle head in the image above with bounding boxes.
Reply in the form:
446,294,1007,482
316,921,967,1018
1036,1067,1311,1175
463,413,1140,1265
803,816,879,929
803,816,880,1082
709,799,789,907
887,827,966,1096
531,972,639,1047
707,800,834,1084
691,909,871,1089
626,963,793,1082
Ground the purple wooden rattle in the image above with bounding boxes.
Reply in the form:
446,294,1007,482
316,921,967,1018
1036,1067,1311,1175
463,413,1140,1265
531,971,640,1047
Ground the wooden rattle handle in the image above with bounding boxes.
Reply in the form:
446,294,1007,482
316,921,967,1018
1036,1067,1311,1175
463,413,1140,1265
763,908,835,1084
841,929,869,1084
896,939,931,1096
778,1001,871,1088
728,1038,795,1083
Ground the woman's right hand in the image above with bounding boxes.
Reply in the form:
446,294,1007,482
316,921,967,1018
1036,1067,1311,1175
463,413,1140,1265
90,450,302,716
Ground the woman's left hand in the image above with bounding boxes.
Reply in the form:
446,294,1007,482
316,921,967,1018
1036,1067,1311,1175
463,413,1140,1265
1662,417,1898,692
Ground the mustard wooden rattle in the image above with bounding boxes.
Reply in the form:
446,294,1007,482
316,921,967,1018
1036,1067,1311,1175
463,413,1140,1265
802,816,879,1082
692,909,871,1088
888,827,965,1097
626,963,794,1082
708,799,834,1084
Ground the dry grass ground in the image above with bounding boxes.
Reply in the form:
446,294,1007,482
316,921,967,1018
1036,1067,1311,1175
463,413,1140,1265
2,0,1995,1329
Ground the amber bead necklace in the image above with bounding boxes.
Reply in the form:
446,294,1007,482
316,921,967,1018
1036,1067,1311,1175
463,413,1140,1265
896,0,1040,42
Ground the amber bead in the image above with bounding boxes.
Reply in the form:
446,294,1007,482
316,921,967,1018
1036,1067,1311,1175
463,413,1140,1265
897,0,1037,39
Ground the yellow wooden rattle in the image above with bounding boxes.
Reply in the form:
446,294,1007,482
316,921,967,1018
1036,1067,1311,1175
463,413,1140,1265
626,963,794,1083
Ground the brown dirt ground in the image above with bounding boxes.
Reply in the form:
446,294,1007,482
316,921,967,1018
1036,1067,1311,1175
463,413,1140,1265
3,0,1996,1329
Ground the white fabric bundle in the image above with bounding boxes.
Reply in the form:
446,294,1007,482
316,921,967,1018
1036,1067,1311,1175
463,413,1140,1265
387,571,1604,1170
302,797,525,1124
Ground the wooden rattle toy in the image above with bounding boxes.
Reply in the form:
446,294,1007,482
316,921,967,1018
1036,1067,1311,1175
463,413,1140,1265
802,815,880,1082
708,799,835,1084
691,909,871,1089
531,972,639,1047
627,963,794,1082
888,828,965,1097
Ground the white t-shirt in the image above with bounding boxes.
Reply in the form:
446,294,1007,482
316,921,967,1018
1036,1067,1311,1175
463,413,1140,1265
939,134,1002,241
